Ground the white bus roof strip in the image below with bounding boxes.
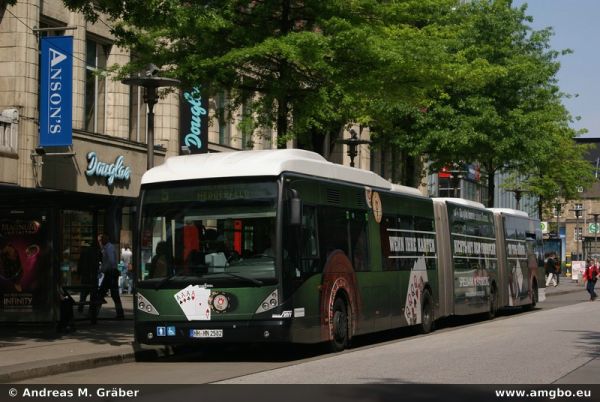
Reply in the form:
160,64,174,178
450,233,496,241
453,256,498,260
433,197,487,210
141,149,424,197
488,208,529,217
387,229,437,235
388,256,438,259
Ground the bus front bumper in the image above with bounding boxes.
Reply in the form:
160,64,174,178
135,319,292,345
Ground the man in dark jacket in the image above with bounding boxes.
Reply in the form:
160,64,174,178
97,234,124,319
545,254,557,287
584,259,598,301
76,242,99,313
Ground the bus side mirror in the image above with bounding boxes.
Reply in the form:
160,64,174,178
289,197,303,226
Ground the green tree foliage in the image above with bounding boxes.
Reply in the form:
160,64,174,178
54,0,594,208
401,0,595,207
59,0,457,149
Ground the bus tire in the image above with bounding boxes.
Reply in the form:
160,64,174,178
487,285,497,320
524,282,538,311
329,297,349,352
418,290,434,334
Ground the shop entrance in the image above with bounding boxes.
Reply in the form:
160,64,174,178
60,210,105,287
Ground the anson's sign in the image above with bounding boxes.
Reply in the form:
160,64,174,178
179,86,208,154
40,36,73,147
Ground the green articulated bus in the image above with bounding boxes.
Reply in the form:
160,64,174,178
134,149,545,351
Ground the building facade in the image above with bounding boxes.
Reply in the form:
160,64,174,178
0,0,279,321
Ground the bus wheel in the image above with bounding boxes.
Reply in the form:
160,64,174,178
524,283,538,311
329,297,349,352
419,291,434,334
487,286,497,320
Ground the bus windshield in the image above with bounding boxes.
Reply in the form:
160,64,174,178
139,181,278,286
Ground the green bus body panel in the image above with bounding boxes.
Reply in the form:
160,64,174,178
493,212,545,309
137,285,278,321
445,203,497,315
284,174,439,339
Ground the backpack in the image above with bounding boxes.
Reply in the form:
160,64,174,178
591,266,598,281
545,258,555,274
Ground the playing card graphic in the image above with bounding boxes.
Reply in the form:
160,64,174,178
404,257,428,326
190,285,211,321
174,285,197,320
174,285,212,321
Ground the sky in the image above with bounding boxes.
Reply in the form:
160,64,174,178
512,0,600,138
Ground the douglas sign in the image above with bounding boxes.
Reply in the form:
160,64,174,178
179,86,208,154
85,152,131,186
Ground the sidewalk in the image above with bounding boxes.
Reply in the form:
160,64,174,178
0,294,141,383
0,279,589,383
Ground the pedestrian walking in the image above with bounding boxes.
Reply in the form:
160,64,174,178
554,254,561,285
584,259,598,301
76,241,100,313
121,243,133,294
97,234,124,319
545,253,557,287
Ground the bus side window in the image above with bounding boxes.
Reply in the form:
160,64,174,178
300,206,320,274
349,211,369,272
318,207,349,262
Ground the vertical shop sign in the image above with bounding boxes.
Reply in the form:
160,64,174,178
0,211,52,321
40,36,73,147
179,86,208,154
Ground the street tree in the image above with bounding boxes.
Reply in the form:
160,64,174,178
395,0,594,206
58,0,458,151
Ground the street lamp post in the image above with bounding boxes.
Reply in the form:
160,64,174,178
336,128,371,167
506,188,528,210
589,212,600,258
555,202,562,240
570,206,584,261
122,64,180,170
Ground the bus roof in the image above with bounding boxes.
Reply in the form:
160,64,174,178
432,197,487,210
488,208,530,218
142,149,424,197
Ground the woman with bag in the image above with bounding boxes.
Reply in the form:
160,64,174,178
584,259,598,301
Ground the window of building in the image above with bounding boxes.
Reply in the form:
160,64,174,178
240,102,253,150
217,92,231,147
0,110,18,155
85,39,110,133
574,227,583,241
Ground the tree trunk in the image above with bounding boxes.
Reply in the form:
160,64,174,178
277,96,288,149
486,167,496,208
276,1,292,149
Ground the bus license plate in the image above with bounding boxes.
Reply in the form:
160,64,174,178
190,329,223,338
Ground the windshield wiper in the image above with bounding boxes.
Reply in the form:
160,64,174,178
154,273,211,289
202,272,263,286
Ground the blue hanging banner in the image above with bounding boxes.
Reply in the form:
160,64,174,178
39,36,73,147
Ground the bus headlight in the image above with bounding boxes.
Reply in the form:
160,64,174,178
137,293,160,316
255,290,278,314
